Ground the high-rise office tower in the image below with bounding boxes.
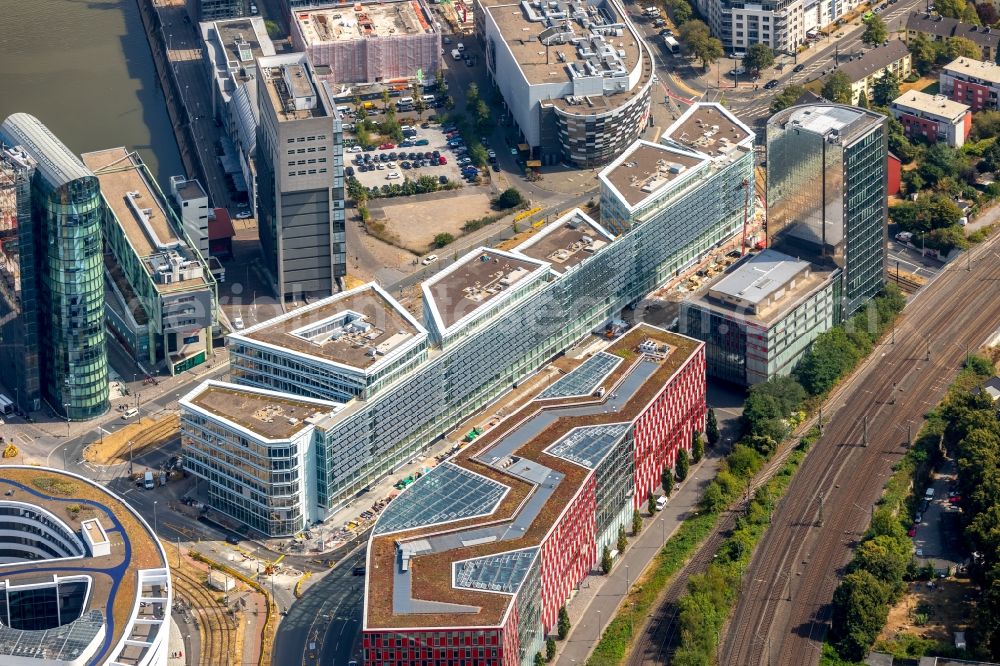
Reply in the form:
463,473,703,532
0,114,109,420
766,104,888,319
255,53,345,301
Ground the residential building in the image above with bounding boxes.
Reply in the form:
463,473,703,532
906,12,1000,62
180,381,343,536
82,147,217,375
255,53,346,300
680,249,840,385
362,326,705,666
0,145,41,414
890,90,971,147
188,0,246,22
940,56,1000,111
0,113,109,421
169,175,211,257
200,17,276,208
477,0,656,167
767,103,888,318
0,466,171,666
291,2,441,84
836,39,912,105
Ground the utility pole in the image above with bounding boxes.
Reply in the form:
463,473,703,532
891,382,897,405
863,415,869,447
818,406,823,435
907,422,912,446
817,494,825,527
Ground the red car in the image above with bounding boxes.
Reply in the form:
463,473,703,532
907,527,917,537
949,495,961,503
438,156,447,165
379,142,395,150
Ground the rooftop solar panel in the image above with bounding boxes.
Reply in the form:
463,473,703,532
453,547,539,594
545,423,630,468
538,352,621,400
374,463,510,535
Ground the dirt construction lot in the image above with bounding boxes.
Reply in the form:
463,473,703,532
880,578,976,644
373,191,494,253
348,124,471,188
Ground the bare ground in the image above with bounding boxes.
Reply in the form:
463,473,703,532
880,578,977,644
375,191,494,254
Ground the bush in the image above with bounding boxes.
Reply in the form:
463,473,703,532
601,545,613,574
675,448,689,481
492,187,526,210
433,233,455,248
557,606,571,640
706,407,720,444
546,637,556,661
692,431,704,463
617,525,628,553
633,508,643,535
661,466,674,494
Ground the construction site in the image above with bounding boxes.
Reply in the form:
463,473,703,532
291,0,441,83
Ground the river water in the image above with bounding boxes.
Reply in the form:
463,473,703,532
0,0,183,183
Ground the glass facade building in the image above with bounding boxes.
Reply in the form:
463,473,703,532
766,104,887,319
0,114,108,420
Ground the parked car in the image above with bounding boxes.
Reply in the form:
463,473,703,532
414,138,430,146
345,166,354,176
458,157,472,165
438,175,448,184
487,149,497,161
347,145,362,153
422,254,439,265
379,142,395,150
438,156,448,165
386,171,400,180
401,161,411,169
235,211,252,219
907,526,917,537
764,79,780,90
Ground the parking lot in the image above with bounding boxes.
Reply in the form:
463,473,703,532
910,462,965,574
346,123,488,190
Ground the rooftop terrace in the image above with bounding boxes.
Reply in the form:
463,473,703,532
513,210,615,273
423,249,548,332
184,381,342,440
365,325,703,629
260,56,329,122
599,140,708,208
234,283,426,372
663,102,754,157
294,2,434,43
82,148,208,294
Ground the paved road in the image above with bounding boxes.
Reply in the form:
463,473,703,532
721,232,1000,665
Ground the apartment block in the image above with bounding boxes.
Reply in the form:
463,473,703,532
836,40,912,106
890,91,971,148
906,12,1000,62
169,176,210,257
940,56,1000,111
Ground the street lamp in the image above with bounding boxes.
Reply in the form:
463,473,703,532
63,403,70,439
153,501,159,534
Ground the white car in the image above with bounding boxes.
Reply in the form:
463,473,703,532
387,162,397,169
235,211,252,219
233,316,245,330
386,171,401,180
422,254,439,265
457,157,472,166
347,145,363,153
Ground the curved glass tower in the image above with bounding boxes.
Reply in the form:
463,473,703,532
0,114,108,420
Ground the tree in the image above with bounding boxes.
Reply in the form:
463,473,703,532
444,95,455,111
381,89,391,112
469,143,489,168
795,326,859,395
435,68,447,92
601,545,613,574
492,187,525,209
926,226,969,253
633,508,643,535
727,444,763,478
747,433,778,457
679,20,724,70
466,83,481,115
857,89,870,109
692,431,704,463
851,535,910,596
648,492,658,514
534,651,545,666
908,33,941,75
433,233,455,248
982,140,1000,173
822,70,852,104
831,571,892,660
770,84,806,113
675,448,689,481
872,69,899,106
706,408,720,445
861,15,888,47
546,637,556,662
264,19,282,40
937,0,969,19
918,143,971,188
473,98,492,133
661,466,674,495
946,35,982,59
617,525,628,553
977,2,999,25
413,96,428,119
971,110,1000,141
669,0,693,24
557,606,571,639
742,43,775,77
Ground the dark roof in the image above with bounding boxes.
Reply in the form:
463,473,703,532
906,12,1000,50
837,40,911,83
793,90,828,106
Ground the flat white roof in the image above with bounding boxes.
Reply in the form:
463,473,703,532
598,139,709,213
943,56,1000,85
891,90,970,120
709,249,811,306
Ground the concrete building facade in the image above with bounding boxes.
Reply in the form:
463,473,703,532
0,114,109,421
255,53,346,300
836,39,912,106
940,56,1000,111
169,176,211,257
890,90,971,148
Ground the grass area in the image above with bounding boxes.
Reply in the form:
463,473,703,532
31,475,79,496
921,81,941,95
83,413,179,465
586,511,719,665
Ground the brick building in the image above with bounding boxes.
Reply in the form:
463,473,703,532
362,325,706,666
940,57,1000,111
890,90,971,147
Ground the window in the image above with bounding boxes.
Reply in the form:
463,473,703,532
308,169,317,174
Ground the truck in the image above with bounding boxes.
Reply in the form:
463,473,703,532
664,36,681,54
643,5,660,17
144,471,155,490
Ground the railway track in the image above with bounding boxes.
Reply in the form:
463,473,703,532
172,566,237,665
721,239,1000,665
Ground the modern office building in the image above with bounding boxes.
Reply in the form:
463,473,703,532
767,104,888,319
229,282,429,402
82,148,218,376
200,17,276,208
680,249,840,385
169,175,211,257
835,39,912,106
188,0,246,22
180,381,343,536
0,113,109,421
906,12,1000,62
940,56,1000,112
361,325,705,666
291,2,441,84
256,53,346,300
183,178,746,536
890,91,971,148
477,0,656,167
0,145,42,415
0,466,171,666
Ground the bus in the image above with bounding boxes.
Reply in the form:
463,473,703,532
664,36,681,54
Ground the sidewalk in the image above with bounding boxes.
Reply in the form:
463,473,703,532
555,447,724,665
